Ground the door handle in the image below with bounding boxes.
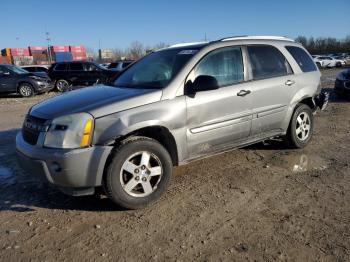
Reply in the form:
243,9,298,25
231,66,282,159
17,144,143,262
285,80,295,86
237,90,251,97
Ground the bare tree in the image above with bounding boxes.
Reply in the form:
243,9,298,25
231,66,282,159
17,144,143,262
127,41,145,60
295,35,350,54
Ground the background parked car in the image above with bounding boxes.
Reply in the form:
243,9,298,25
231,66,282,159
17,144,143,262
107,60,134,72
0,64,53,97
334,68,350,96
313,56,346,68
21,65,49,73
21,65,50,77
48,61,118,92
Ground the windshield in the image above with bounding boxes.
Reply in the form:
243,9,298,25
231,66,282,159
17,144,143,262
113,48,199,89
6,65,29,74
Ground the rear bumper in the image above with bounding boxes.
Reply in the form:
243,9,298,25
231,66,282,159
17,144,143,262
16,132,112,195
314,92,329,111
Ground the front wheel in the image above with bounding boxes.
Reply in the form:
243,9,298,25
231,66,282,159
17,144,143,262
18,83,34,97
286,104,314,148
103,137,173,209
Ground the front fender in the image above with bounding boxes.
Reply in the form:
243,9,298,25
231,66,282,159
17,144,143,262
92,96,188,162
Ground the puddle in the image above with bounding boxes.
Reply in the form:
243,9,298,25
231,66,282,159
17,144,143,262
267,152,328,173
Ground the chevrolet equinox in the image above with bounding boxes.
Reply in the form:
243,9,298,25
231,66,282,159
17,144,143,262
16,36,328,209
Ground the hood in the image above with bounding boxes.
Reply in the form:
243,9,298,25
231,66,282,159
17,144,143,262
342,69,350,80
338,69,350,80
30,85,162,119
31,72,48,78
19,72,48,79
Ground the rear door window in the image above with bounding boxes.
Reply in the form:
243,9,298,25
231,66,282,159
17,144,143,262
69,63,84,71
247,45,291,80
54,63,67,71
285,46,317,72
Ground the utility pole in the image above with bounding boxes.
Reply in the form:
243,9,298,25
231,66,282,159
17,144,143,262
46,31,52,64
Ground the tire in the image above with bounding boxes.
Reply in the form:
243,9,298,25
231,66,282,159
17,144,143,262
55,79,70,92
18,83,34,97
336,62,342,68
286,104,314,149
103,137,173,209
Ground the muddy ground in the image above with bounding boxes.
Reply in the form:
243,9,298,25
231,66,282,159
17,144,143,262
0,68,349,262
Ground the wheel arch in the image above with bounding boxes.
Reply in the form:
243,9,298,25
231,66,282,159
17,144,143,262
282,94,316,133
17,81,35,93
113,125,179,167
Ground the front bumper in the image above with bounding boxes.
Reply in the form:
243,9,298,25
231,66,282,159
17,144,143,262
16,132,112,194
33,80,54,93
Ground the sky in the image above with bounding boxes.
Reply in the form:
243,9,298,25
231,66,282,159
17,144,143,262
1,0,350,50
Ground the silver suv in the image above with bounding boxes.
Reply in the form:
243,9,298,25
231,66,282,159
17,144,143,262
16,36,328,209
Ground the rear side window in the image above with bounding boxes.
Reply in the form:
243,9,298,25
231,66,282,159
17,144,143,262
54,64,67,71
69,63,84,71
193,46,244,87
285,46,317,72
122,62,131,68
247,45,290,80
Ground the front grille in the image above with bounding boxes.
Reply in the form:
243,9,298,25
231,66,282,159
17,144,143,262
22,115,48,145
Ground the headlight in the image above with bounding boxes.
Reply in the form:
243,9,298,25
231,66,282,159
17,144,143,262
44,113,94,149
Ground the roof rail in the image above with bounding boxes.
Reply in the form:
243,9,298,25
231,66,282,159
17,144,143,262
219,35,295,42
168,41,209,48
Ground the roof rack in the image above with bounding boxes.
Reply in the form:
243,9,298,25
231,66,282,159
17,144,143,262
219,35,294,42
168,41,209,48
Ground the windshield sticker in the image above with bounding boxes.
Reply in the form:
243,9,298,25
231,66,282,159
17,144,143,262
178,50,198,55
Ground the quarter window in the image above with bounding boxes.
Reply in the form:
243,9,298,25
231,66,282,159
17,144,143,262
247,45,291,80
285,46,317,72
193,46,244,87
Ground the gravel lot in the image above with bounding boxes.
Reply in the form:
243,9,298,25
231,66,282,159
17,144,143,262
0,68,349,262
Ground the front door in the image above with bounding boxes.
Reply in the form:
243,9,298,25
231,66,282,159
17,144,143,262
185,46,252,157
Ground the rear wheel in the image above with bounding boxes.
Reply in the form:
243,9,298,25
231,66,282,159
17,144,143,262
55,79,70,92
286,104,314,148
18,83,34,97
103,137,172,209
336,62,342,68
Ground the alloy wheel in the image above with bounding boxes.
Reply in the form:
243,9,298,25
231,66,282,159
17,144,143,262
120,151,163,198
295,112,311,141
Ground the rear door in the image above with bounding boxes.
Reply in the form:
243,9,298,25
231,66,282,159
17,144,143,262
185,46,252,157
246,45,295,137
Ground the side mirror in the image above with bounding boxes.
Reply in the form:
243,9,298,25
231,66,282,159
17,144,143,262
185,75,219,96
